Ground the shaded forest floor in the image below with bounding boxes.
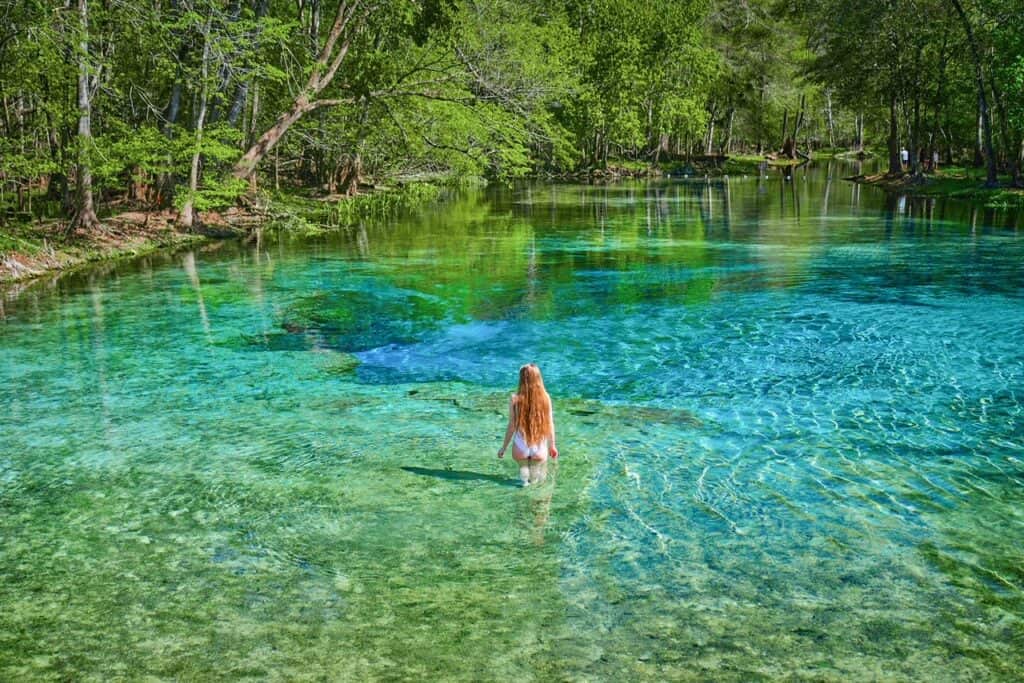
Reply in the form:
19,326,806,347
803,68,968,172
852,168,1024,207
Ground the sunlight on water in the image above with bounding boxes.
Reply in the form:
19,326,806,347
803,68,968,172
2,163,1023,680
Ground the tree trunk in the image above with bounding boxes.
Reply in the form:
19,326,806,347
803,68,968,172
180,18,212,229
856,113,864,153
129,165,148,201
888,91,901,175
162,0,188,135
722,108,735,156
156,0,190,208
950,0,997,185
974,112,984,167
703,100,717,156
989,77,1019,184
308,0,321,56
337,153,362,196
654,132,669,164
792,93,806,142
72,0,99,231
207,0,243,126
825,91,835,148
931,40,948,170
910,60,922,176
227,0,270,126
234,96,315,179
340,94,373,194
782,137,796,160
0,94,11,137
1015,137,1024,188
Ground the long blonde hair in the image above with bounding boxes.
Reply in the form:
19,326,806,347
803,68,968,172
514,363,553,445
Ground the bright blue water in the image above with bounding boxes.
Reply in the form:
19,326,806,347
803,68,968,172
2,165,1023,680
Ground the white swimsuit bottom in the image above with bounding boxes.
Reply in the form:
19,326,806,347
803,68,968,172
513,431,548,458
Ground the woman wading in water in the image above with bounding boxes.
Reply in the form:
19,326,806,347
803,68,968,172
498,364,559,486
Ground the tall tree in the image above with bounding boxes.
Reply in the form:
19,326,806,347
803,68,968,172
72,0,100,230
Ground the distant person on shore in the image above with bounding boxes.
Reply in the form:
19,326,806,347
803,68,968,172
498,363,559,486
932,150,940,173
900,147,909,171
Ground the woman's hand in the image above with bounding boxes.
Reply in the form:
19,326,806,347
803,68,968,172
550,445,559,459
497,447,505,459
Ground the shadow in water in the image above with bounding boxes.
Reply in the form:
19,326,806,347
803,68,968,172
400,466,519,488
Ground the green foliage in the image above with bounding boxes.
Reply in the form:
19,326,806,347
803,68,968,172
3,0,1022,225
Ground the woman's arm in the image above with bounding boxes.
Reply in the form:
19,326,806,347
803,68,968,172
549,401,559,459
498,395,516,458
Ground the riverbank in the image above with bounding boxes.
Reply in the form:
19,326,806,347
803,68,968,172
0,209,259,287
849,168,1024,207
0,183,448,288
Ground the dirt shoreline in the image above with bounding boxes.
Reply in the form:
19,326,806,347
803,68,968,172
0,207,265,290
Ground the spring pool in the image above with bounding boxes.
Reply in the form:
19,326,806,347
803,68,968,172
2,165,1023,680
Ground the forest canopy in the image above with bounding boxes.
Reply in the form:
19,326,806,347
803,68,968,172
1,0,1022,227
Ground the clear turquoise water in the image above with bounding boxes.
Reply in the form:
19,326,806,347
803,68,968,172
2,164,1024,680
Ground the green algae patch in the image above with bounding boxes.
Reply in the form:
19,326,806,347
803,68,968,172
318,351,361,374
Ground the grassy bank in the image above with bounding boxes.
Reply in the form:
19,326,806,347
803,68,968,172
664,149,854,177
852,167,1024,208
0,182,448,287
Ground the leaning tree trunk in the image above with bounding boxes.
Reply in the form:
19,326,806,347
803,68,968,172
950,0,998,186
232,0,368,180
72,0,100,231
